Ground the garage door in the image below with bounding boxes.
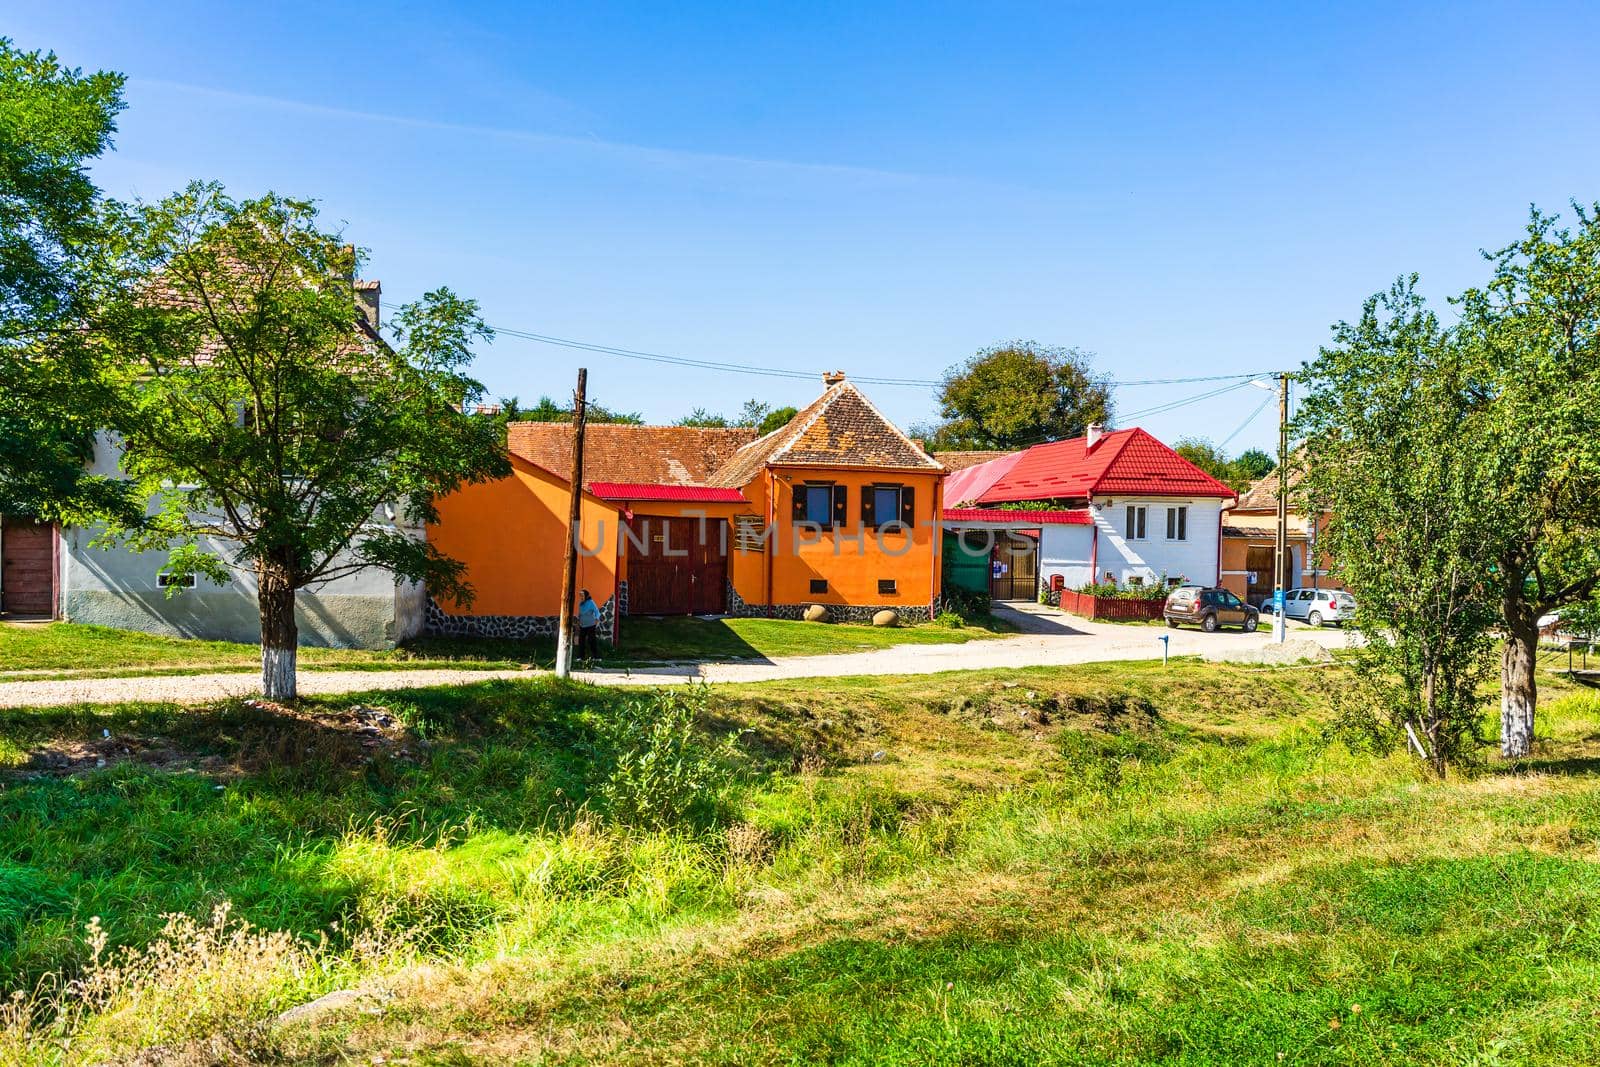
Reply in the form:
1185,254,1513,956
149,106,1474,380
2,518,57,617
625,516,727,615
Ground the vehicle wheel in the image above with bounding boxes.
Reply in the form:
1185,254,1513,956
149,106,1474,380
1308,611,1324,627
1201,613,1219,633
1243,614,1258,633
1167,618,1180,628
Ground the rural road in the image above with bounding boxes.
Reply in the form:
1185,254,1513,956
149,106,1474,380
0,606,1351,708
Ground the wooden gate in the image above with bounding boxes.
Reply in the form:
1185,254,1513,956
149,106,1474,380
990,532,1038,601
1,518,56,617
625,516,727,615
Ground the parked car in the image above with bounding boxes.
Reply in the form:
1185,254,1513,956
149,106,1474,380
1164,586,1258,633
1261,587,1356,627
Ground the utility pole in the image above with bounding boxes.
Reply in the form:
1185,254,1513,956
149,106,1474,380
554,367,587,678
1272,371,1290,643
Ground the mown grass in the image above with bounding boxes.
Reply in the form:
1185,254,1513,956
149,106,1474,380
1,663,1598,1063
0,614,1006,680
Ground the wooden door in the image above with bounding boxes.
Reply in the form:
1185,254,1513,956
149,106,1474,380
625,516,727,616
1245,546,1275,604
1,518,56,617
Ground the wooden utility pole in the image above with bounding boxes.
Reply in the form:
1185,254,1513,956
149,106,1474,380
1272,371,1290,643
554,368,587,678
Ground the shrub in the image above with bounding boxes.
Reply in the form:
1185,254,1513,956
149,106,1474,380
936,586,991,620
1070,577,1174,601
934,611,966,629
588,686,741,831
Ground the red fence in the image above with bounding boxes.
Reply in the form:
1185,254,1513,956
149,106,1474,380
1058,589,1166,621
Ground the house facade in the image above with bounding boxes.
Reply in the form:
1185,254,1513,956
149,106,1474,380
426,374,948,640
940,426,1236,602
1219,461,1344,606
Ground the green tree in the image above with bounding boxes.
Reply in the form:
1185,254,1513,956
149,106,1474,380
1299,278,1502,776
1456,205,1600,758
1174,437,1231,482
931,341,1112,449
0,39,132,522
94,183,509,700
732,399,797,434
501,394,641,424
758,405,798,435
675,407,730,427
1232,448,1275,485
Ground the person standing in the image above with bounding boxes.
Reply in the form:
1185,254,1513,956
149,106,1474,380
576,589,601,663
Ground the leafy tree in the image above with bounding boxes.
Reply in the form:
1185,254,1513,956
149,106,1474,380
94,183,509,700
0,39,133,522
930,341,1112,450
1455,205,1600,758
1232,448,1275,485
1299,278,1502,776
675,407,730,427
1174,438,1276,493
501,394,642,425
757,405,798,435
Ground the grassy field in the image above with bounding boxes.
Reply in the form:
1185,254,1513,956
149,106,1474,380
1,661,1599,1063
0,614,1005,679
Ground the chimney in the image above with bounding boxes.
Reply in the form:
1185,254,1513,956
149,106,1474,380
355,280,381,331
822,370,846,385
1085,422,1106,452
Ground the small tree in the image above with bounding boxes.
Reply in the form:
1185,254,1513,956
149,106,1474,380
1300,278,1502,775
94,183,509,700
0,40,133,523
675,407,730,427
931,341,1112,449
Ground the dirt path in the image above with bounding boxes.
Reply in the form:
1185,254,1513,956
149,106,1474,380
0,606,1350,708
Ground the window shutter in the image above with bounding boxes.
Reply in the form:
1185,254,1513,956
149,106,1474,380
831,484,847,527
792,485,807,523
899,485,915,527
861,486,877,527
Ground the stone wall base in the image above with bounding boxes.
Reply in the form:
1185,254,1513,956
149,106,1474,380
424,591,617,642
725,580,928,625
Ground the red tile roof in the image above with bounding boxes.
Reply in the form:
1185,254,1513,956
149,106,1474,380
956,428,1236,505
707,379,941,487
942,507,1092,525
588,482,747,503
507,423,758,488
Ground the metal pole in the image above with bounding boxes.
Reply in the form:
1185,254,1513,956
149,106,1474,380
1273,371,1289,643
554,368,587,678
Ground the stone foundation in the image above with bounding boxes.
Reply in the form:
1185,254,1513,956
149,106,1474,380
725,580,927,625
424,592,617,642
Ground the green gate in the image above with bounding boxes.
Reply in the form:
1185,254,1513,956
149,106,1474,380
942,530,992,597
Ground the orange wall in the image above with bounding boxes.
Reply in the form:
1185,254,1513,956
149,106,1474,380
737,467,943,608
428,456,619,617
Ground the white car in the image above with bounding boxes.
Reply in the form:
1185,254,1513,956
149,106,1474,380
1263,587,1356,627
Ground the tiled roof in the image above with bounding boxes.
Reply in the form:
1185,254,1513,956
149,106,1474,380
933,450,1014,471
943,507,1092,525
507,423,758,488
707,380,941,487
959,427,1236,505
588,482,747,503
943,451,1023,505
1234,452,1302,511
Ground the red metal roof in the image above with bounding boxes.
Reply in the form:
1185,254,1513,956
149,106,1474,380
588,482,747,503
942,507,1092,525
970,428,1235,504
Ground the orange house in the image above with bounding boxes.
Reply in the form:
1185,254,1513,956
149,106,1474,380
1219,460,1345,606
426,374,948,641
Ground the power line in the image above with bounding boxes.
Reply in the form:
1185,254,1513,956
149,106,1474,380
1218,391,1275,450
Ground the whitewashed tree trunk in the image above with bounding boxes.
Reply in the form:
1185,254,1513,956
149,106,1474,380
1500,608,1539,759
258,563,299,702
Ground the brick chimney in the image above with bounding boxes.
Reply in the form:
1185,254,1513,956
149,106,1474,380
355,280,381,331
1085,422,1106,452
822,370,847,385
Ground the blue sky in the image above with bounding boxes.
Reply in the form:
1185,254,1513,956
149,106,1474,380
8,1,1600,451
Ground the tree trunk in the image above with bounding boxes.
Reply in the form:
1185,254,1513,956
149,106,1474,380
1500,600,1539,759
258,563,299,702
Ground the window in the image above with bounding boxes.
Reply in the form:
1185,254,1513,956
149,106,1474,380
809,578,828,594
794,482,845,527
1165,506,1187,541
1128,575,1144,587
1295,590,1314,601
878,579,897,595
863,484,914,528
1124,505,1147,540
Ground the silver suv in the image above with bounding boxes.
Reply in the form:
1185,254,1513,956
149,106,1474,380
1264,587,1356,627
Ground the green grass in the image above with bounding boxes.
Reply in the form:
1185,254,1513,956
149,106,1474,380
0,614,1006,680
2,663,1598,1063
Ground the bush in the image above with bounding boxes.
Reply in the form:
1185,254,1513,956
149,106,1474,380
934,611,966,629
936,586,991,620
1070,577,1173,601
587,686,740,831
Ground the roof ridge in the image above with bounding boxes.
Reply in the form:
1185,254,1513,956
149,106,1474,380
765,380,848,462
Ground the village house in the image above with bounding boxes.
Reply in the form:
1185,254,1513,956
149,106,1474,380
939,426,1237,603
1218,458,1344,606
0,280,429,649
426,373,947,642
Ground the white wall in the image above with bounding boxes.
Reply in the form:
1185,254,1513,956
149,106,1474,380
1087,497,1222,588
1038,525,1095,590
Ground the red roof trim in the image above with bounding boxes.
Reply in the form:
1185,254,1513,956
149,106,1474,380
588,482,747,503
942,507,1092,525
